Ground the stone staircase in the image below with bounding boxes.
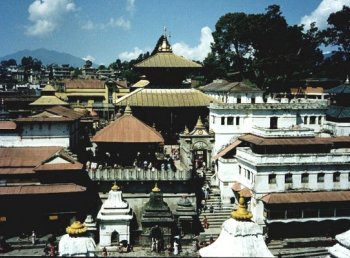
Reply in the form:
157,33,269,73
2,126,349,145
198,169,235,242
267,237,334,257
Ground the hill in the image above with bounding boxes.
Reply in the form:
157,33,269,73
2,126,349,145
0,48,86,67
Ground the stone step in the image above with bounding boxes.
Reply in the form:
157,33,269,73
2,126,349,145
271,247,329,258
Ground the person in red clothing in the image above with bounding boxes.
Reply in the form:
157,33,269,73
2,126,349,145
202,215,209,229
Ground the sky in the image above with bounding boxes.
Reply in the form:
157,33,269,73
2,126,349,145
0,0,349,66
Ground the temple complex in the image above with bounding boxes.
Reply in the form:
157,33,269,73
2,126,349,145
115,33,219,143
58,221,97,257
199,193,273,257
97,183,133,247
140,184,175,247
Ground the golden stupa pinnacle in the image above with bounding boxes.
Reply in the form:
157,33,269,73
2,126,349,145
195,116,205,129
66,221,87,235
152,183,161,192
111,182,120,191
231,192,252,221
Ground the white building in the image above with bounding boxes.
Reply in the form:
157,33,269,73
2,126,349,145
97,183,133,246
0,106,83,151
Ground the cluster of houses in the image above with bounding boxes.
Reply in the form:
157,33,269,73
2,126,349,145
1,32,350,257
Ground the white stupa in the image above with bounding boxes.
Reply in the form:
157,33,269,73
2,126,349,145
328,229,350,258
199,193,273,257
97,183,133,246
58,221,97,257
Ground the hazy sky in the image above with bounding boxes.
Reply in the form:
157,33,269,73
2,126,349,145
0,0,349,65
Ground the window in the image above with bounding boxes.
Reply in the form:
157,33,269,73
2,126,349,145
269,174,276,184
285,173,292,184
301,173,309,183
239,165,241,175
236,117,240,126
304,116,308,124
251,97,256,104
318,116,322,125
247,170,251,180
237,97,241,103
317,173,325,183
221,117,225,125
30,124,33,130
212,116,215,124
310,116,316,124
333,172,340,182
348,173,350,182
227,117,234,125
270,117,278,129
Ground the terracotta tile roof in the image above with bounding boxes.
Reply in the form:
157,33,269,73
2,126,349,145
0,147,82,174
134,52,202,68
231,182,252,197
262,191,350,204
116,88,220,107
92,112,164,143
34,163,83,171
16,106,83,123
212,140,242,160
0,183,86,195
200,80,262,93
0,121,17,130
238,134,350,146
64,79,105,89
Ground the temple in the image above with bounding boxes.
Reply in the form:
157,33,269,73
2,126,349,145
97,183,133,247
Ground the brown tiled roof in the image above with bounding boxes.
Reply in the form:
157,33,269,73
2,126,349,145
262,191,350,204
16,106,83,123
0,147,82,175
212,140,242,160
0,183,86,195
34,163,83,171
0,147,62,168
200,80,262,93
0,121,17,130
238,134,350,146
92,112,164,143
64,79,105,89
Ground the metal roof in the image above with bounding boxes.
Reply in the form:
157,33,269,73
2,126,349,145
92,111,164,143
134,52,202,69
0,183,86,195
326,106,350,119
64,79,106,89
115,88,220,107
200,80,262,93
29,95,69,106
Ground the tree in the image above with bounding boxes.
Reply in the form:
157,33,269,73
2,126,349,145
322,5,350,77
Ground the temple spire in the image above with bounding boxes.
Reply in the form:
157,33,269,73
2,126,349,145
195,116,205,130
231,192,252,221
124,104,132,115
152,183,161,192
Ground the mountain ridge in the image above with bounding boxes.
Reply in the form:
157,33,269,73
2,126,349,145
0,48,87,67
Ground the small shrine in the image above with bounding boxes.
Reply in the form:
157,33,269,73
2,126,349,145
179,116,215,170
97,183,133,247
140,183,175,247
58,220,97,257
173,196,199,236
30,83,68,108
84,214,97,241
199,193,273,257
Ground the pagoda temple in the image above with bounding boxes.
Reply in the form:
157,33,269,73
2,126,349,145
30,83,68,109
199,193,273,257
115,31,220,143
140,184,175,247
97,183,133,246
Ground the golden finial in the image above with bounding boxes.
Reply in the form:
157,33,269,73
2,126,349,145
111,182,120,191
124,104,132,115
195,116,205,129
231,192,252,221
66,221,87,235
152,183,161,192
184,126,189,134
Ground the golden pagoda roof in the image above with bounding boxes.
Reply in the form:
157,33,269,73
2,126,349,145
115,88,220,107
231,192,252,221
29,96,69,106
42,84,56,92
135,52,202,68
152,183,161,192
132,79,150,88
66,221,87,235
